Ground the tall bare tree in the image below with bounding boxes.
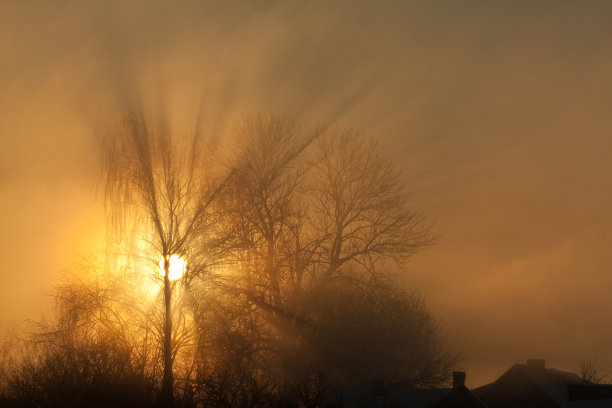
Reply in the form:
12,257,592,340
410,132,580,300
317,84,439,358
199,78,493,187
219,115,450,393
103,105,231,406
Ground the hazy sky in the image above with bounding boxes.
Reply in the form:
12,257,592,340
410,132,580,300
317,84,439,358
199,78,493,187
2,0,612,386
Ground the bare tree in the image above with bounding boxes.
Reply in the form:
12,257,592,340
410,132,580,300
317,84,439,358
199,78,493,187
0,275,157,408
225,114,318,318
580,357,610,384
310,130,435,287
226,119,435,319
103,104,232,406
1,113,458,408
218,116,454,396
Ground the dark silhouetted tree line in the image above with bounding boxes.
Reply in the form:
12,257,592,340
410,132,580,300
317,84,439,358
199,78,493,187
0,111,460,407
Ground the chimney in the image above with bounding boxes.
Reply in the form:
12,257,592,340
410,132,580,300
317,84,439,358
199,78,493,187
527,359,546,370
453,371,466,388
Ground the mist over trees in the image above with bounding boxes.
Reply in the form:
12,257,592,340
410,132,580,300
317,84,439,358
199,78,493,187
0,109,460,407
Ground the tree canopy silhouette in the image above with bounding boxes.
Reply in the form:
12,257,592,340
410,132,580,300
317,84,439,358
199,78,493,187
0,111,459,408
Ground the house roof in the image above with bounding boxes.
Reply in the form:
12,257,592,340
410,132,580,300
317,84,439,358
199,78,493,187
474,361,584,408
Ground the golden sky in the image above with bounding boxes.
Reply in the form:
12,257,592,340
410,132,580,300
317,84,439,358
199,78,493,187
2,0,612,386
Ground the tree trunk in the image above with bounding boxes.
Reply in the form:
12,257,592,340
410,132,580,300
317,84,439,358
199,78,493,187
160,261,174,406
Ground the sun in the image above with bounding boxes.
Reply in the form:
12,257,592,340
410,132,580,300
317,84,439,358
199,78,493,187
159,254,186,281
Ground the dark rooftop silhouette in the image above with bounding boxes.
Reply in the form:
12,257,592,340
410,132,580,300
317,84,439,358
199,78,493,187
474,359,612,408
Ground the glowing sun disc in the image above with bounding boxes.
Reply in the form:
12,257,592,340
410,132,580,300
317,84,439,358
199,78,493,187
159,254,186,281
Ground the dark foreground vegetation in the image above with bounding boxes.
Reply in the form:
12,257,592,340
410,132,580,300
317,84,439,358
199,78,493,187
0,112,459,407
